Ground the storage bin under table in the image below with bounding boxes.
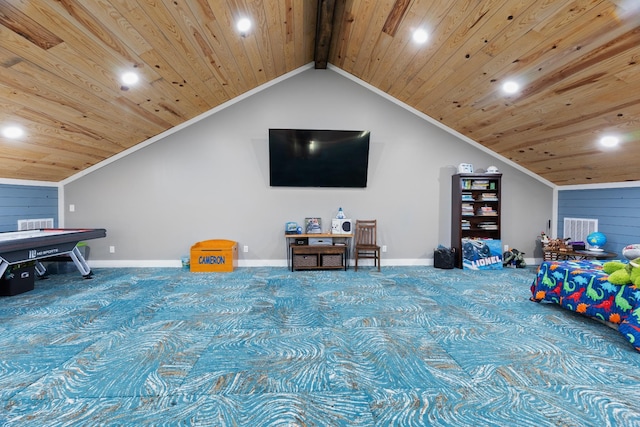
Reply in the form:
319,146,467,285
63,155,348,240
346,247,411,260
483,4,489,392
290,244,347,271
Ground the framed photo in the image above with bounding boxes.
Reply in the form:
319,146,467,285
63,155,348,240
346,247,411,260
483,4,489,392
458,163,474,174
304,217,322,234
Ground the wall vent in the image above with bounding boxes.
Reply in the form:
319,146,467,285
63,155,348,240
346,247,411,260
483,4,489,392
18,218,54,231
563,217,598,243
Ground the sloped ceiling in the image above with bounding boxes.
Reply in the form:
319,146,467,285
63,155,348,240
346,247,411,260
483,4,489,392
0,0,639,185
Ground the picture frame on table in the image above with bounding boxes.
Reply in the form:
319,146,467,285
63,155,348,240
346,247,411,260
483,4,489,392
305,217,322,234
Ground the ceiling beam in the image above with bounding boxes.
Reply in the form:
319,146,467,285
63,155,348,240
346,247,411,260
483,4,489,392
0,0,63,49
382,0,411,36
314,0,336,69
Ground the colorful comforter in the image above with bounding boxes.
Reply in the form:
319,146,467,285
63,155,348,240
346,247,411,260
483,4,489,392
530,260,640,352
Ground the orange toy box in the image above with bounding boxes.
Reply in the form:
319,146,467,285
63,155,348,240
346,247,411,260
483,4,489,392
190,239,238,272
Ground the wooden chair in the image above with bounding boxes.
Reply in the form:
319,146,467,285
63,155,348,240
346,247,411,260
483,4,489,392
354,219,380,271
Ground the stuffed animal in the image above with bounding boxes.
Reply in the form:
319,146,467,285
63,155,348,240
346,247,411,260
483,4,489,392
502,248,526,268
603,258,640,285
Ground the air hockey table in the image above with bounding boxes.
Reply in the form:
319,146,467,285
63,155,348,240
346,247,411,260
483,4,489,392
0,228,106,279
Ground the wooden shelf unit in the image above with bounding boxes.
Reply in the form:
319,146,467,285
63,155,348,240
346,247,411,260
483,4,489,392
451,173,502,268
285,233,352,271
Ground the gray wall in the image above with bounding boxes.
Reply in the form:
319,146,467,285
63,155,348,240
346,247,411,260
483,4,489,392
63,68,553,266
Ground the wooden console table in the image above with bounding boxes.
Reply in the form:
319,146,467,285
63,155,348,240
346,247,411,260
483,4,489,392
543,248,617,261
285,233,353,271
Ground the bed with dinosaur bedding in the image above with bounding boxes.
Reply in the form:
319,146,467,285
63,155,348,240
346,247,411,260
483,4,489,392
530,260,640,352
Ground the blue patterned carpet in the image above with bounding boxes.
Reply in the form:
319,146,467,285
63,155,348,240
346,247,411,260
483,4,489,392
1,266,639,426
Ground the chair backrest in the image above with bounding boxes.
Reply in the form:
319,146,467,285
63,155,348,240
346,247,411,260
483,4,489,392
355,220,377,246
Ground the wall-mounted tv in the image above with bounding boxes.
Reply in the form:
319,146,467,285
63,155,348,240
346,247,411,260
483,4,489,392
269,129,371,188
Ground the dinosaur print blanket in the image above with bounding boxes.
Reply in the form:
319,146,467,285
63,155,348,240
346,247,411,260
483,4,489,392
531,260,640,352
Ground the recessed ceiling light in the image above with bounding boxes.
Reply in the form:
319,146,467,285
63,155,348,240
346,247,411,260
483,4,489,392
502,80,520,94
121,71,139,85
600,135,620,147
2,126,24,139
237,18,251,35
413,28,429,44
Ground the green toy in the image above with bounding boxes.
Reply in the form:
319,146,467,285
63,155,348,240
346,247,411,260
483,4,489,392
603,258,640,286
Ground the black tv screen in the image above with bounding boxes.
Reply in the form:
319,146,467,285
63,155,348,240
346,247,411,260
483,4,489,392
269,129,371,188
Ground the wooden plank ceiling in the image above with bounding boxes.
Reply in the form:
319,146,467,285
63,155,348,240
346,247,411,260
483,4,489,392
0,0,639,186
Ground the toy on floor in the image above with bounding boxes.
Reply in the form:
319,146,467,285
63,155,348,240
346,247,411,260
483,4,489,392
502,248,526,268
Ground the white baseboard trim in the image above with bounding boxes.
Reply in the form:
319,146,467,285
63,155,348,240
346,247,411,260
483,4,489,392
89,260,182,268
87,257,542,269
88,260,291,268
239,260,288,267
88,259,431,268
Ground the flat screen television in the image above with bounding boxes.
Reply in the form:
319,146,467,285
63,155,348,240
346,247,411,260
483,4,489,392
269,129,371,188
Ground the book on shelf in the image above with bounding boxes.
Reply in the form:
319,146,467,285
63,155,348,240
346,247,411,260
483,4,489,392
461,179,489,190
470,179,490,190
480,193,498,201
477,205,497,216
478,221,498,230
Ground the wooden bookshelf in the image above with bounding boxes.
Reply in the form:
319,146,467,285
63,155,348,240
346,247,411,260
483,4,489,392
451,173,502,268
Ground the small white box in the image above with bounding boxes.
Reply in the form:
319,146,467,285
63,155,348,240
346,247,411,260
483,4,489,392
458,163,474,173
331,218,352,235
309,237,333,246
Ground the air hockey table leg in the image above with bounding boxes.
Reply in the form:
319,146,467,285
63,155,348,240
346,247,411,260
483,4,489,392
35,261,48,278
0,259,7,279
68,245,93,278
